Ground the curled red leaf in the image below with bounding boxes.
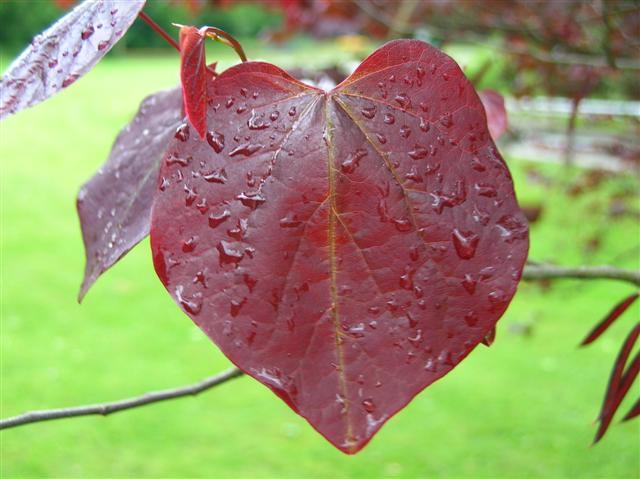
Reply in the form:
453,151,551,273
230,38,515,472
150,40,529,453
581,292,639,346
77,87,183,300
478,89,507,141
179,26,208,139
0,0,146,120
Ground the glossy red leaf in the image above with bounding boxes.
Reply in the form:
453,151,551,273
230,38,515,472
179,26,208,139
77,87,183,300
478,89,507,141
581,292,639,346
0,0,145,120
150,40,529,453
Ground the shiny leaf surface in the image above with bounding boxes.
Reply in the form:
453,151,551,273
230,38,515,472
0,0,145,120
77,87,183,300
150,40,529,453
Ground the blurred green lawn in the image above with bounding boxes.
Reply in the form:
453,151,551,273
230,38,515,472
1,41,639,479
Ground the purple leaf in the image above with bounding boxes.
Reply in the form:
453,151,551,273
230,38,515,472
0,0,146,120
77,86,183,301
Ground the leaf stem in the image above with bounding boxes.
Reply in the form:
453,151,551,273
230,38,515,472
138,11,180,52
201,27,248,63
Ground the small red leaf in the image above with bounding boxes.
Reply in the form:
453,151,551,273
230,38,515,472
150,40,529,453
581,292,639,346
0,0,146,120
179,26,208,139
77,87,183,300
478,89,507,141
594,323,640,443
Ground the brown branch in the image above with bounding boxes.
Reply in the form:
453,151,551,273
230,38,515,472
0,264,637,431
0,368,243,430
523,263,640,286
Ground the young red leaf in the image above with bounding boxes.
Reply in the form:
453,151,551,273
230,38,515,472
0,0,146,120
77,87,183,301
179,26,208,139
593,323,640,443
150,40,529,453
478,89,507,141
581,292,639,346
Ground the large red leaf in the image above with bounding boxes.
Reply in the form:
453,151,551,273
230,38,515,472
77,87,183,300
150,40,529,453
0,0,145,120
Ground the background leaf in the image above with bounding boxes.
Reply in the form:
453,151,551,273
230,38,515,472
77,86,182,300
0,0,145,120
478,89,507,141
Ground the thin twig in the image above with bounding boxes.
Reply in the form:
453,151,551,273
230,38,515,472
523,263,640,286
0,368,243,430
1,264,638,431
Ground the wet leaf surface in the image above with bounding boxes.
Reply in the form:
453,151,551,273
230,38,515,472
77,87,182,300
150,40,529,453
0,0,145,120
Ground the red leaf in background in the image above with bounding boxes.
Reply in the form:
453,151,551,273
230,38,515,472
581,292,639,346
478,89,508,141
77,87,183,300
179,26,208,139
594,322,640,442
150,40,529,453
0,0,146,120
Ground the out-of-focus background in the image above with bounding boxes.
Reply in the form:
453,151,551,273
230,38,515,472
1,1,638,478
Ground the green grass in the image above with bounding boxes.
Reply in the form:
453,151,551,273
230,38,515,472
1,45,639,479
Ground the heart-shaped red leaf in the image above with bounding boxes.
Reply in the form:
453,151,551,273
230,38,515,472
150,40,529,453
0,0,145,120
179,26,208,139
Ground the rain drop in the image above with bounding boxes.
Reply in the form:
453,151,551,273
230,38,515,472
206,131,225,153
408,146,429,160
175,124,190,142
361,106,376,119
208,209,231,228
236,191,266,209
217,240,245,266
451,228,479,259
362,399,376,413
229,143,262,157
81,25,95,40
203,168,227,184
